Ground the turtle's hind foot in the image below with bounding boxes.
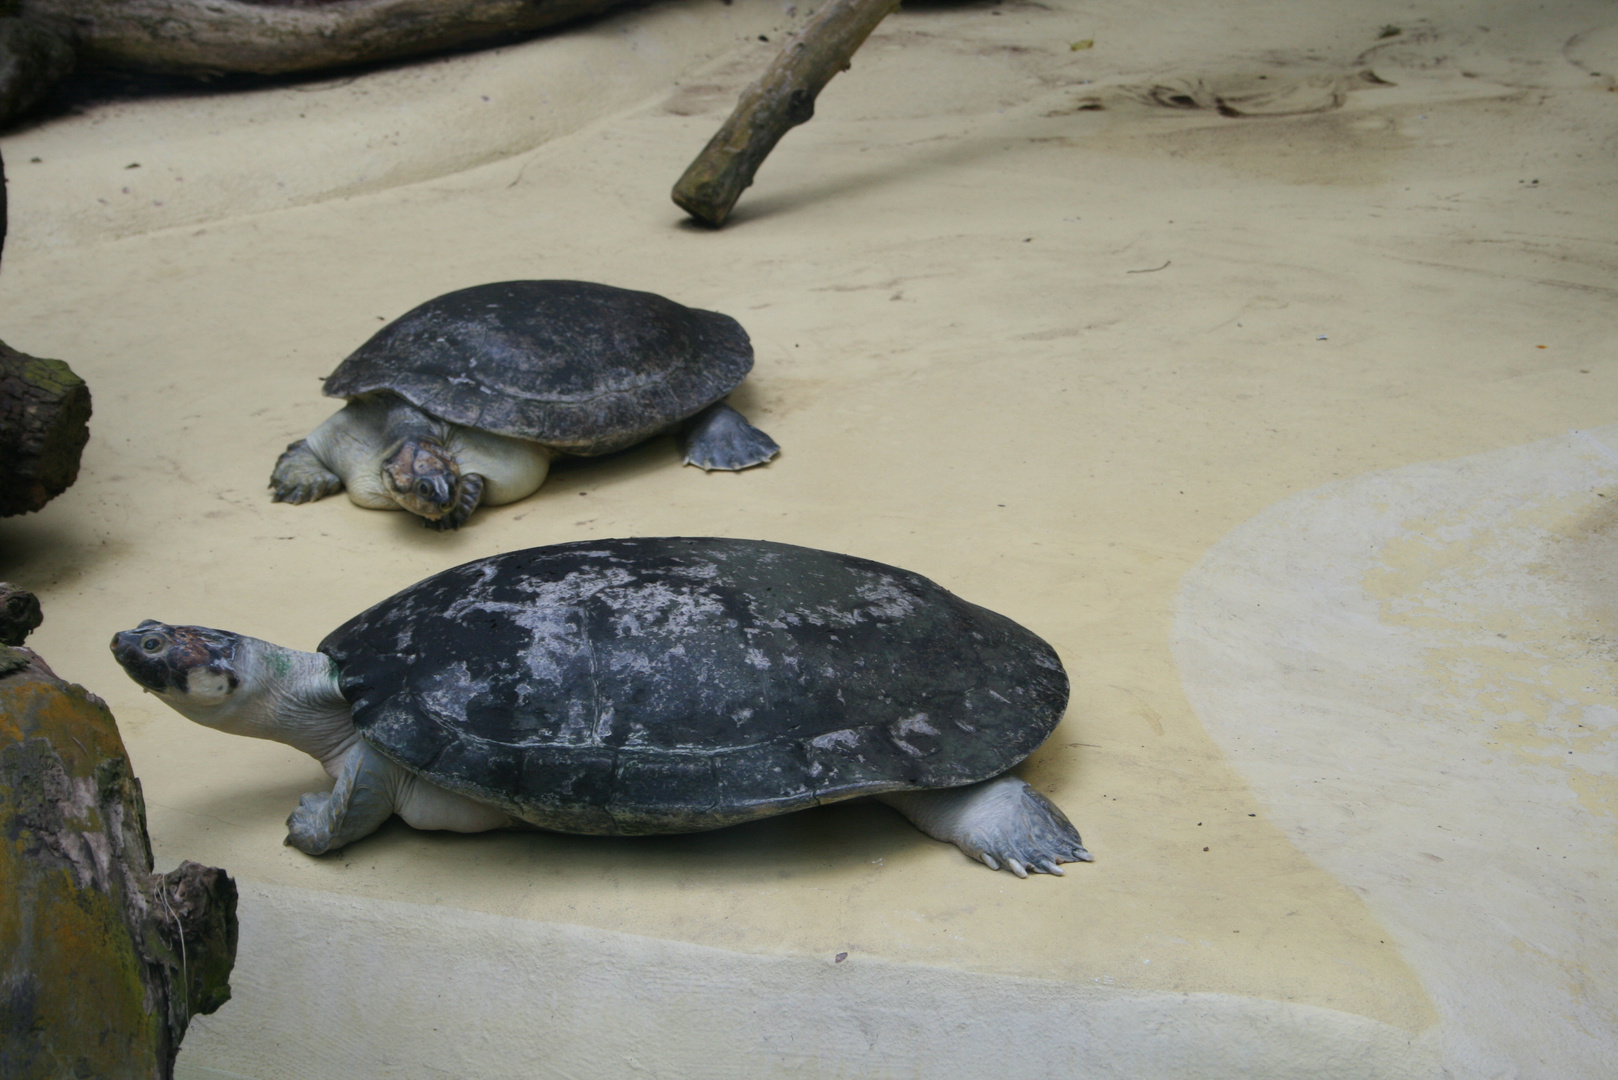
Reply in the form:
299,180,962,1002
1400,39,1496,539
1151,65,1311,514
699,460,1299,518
270,440,343,504
683,402,780,471
881,776,1092,878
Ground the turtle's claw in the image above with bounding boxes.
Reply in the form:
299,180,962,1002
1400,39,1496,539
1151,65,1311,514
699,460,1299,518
270,440,343,504
890,776,1092,877
424,473,484,531
286,791,336,855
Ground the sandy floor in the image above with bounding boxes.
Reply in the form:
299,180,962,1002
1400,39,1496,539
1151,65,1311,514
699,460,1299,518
2,1,1614,1076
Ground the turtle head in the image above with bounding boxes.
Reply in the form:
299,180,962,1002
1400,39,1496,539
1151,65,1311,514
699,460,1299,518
111,621,252,722
382,437,460,522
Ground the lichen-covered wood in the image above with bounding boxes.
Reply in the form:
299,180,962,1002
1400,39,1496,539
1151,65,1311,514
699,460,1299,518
0,337,92,516
16,0,637,77
672,0,900,227
0,589,238,1080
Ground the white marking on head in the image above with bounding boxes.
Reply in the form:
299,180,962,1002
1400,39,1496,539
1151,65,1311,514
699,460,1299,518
185,666,236,705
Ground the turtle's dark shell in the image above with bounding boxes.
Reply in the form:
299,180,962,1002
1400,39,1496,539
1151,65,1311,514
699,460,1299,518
318,538,1069,836
322,281,753,456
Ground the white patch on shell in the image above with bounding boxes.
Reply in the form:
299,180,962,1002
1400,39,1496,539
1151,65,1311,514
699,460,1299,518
745,648,771,670
854,577,921,620
890,712,937,757
185,667,234,704
418,660,494,726
895,713,937,737
810,729,861,751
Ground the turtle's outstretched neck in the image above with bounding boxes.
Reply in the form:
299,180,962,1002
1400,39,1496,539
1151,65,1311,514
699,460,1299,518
110,624,359,774
227,640,359,773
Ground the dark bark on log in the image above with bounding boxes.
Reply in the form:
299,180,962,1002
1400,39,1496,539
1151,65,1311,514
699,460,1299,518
0,337,92,516
0,16,75,129
1,597,238,1080
671,0,900,228
17,0,639,76
0,581,43,645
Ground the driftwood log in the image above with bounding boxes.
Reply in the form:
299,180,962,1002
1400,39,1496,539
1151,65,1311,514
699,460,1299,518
0,581,43,644
0,338,91,516
0,147,93,517
0,14,73,129
1,585,238,1080
671,0,900,227
15,0,638,76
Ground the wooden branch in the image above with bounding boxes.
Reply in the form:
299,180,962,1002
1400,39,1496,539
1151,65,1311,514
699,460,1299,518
671,0,900,228
1,614,238,1080
0,17,75,130
0,338,92,517
17,0,637,76
0,581,43,646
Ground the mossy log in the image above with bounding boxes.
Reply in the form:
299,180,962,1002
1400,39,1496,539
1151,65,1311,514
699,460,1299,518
671,0,901,227
1,587,238,1080
0,337,92,517
16,0,638,77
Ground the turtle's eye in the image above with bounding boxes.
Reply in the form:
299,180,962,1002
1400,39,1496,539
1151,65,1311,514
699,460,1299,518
415,480,434,499
141,636,164,653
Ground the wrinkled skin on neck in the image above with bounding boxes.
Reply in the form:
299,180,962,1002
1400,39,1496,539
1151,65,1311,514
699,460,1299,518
110,621,359,773
382,437,460,521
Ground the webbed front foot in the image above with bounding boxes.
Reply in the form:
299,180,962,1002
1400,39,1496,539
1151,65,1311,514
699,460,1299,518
283,746,398,855
423,473,484,531
270,440,343,504
683,402,780,471
286,790,339,855
881,776,1092,877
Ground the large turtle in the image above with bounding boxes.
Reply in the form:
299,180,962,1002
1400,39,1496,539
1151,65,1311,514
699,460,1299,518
269,281,779,529
110,538,1091,876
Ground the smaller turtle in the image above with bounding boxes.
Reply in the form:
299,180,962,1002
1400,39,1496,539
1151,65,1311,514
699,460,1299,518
270,281,779,529
110,538,1092,876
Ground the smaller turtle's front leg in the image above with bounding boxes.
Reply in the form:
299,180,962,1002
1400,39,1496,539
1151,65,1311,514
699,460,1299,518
683,402,780,471
285,744,399,854
270,439,344,504
879,775,1092,877
423,473,485,531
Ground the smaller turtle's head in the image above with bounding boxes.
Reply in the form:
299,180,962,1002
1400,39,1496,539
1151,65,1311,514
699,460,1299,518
381,437,459,521
111,621,252,724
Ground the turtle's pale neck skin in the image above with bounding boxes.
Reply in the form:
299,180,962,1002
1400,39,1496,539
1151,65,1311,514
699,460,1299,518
157,634,360,775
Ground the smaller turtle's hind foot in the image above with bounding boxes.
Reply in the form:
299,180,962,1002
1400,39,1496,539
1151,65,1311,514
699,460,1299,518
424,473,484,531
881,776,1091,878
683,402,780,471
270,440,344,504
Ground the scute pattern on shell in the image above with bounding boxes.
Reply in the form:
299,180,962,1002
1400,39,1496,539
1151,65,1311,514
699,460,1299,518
318,538,1070,835
321,281,754,455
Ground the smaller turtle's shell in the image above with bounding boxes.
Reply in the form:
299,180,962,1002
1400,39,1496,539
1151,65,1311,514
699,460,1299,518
319,538,1070,836
322,281,753,455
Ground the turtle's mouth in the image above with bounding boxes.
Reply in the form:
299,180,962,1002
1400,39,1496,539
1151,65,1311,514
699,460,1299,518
111,625,179,691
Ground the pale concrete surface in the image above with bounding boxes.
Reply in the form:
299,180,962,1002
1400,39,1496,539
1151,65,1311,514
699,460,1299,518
1175,427,1618,1077
0,0,1612,1076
